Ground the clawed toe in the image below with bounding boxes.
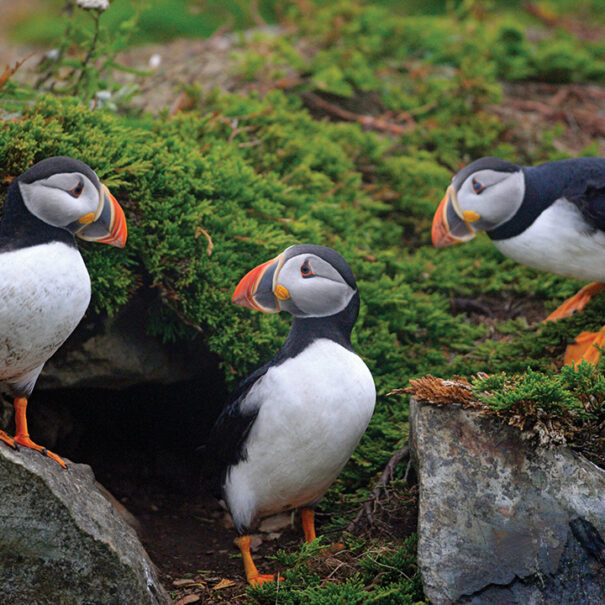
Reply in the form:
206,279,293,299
13,435,67,469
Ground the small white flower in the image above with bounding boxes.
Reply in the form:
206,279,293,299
44,49,60,61
149,54,162,70
76,0,110,11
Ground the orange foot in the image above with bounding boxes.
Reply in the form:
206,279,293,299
236,535,283,586
13,434,68,469
249,573,283,586
0,430,17,450
545,282,605,322
564,327,605,367
13,397,67,469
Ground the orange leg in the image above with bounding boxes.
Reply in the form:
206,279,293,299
301,507,343,550
544,282,605,322
13,397,67,469
301,507,316,543
236,535,281,586
564,326,605,367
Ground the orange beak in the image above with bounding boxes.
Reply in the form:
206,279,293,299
232,255,283,313
431,185,475,248
77,184,127,248
96,188,127,248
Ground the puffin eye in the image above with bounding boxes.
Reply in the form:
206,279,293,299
300,260,314,278
472,178,485,194
70,182,84,198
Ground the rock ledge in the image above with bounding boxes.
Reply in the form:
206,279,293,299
410,397,605,605
0,444,170,605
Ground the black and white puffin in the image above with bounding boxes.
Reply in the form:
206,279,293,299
205,244,375,585
0,156,127,467
431,156,605,365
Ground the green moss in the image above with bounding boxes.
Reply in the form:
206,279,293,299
470,364,604,465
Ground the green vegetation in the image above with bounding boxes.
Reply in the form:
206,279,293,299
2,0,605,602
9,0,279,46
248,535,425,604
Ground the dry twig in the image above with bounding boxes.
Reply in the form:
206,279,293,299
302,91,414,135
0,53,35,91
346,445,410,532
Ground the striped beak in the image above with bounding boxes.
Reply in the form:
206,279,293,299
232,254,285,313
76,184,127,248
431,185,476,248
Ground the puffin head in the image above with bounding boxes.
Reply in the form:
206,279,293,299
232,244,357,318
431,157,524,248
15,156,127,247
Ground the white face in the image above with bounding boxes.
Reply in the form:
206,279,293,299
454,168,525,232
19,172,101,230
275,253,356,318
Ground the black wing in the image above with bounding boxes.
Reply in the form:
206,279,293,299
200,359,274,498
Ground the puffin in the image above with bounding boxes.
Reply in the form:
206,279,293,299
204,244,376,585
0,156,127,468
431,156,605,365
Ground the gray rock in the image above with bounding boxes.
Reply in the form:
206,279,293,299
409,397,605,605
0,444,170,605
38,295,206,390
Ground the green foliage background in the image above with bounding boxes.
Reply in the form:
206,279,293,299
2,0,605,602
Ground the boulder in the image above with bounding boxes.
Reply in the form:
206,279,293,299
0,444,170,605
38,295,207,390
409,397,605,605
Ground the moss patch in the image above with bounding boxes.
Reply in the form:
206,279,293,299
403,364,605,467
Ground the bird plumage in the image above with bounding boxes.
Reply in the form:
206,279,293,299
224,338,374,531
0,156,127,466
0,242,91,397
487,157,605,240
204,244,375,584
432,156,605,366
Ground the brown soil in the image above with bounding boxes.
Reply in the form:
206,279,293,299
93,460,417,604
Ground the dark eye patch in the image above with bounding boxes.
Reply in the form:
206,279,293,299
300,260,314,278
70,181,84,197
472,178,485,194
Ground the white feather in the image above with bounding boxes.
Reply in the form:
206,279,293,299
0,242,91,392
494,199,605,282
224,338,376,530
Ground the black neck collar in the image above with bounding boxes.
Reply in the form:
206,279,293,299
0,180,76,252
272,291,360,364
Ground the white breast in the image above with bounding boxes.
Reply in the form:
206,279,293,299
224,338,376,531
493,199,605,282
0,242,91,392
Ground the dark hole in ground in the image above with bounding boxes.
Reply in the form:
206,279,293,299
24,367,327,594
24,370,267,588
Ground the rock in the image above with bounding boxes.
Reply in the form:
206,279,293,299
258,512,293,533
409,397,605,605
0,444,170,605
38,295,207,390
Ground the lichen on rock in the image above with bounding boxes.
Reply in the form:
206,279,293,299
0,445,170,605
410,397,605,605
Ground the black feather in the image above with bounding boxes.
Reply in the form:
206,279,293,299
488,157,605,240
0,180,76,252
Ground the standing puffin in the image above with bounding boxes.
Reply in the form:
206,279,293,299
0,156,127,467
205,244,375,585
432,157,605,365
